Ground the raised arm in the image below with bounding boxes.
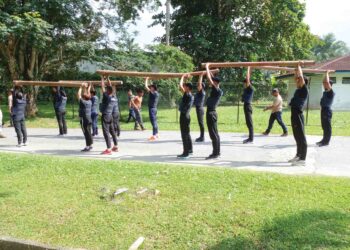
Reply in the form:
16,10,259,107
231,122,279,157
323,71,332,91
245,66,251,88
77,84,83,100
197,74,204,92
206,63,214,86
144,77,150,92
295,64,305,87
179,74,190,93
101,75,106,94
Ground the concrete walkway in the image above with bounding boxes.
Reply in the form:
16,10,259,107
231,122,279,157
0,128,349,178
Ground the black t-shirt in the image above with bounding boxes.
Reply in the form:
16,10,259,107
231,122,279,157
179,92,193,114
242,85,254,104
206,87,223,111
148,91,159,108
91,96,99,113
320,89,335,109
79,99,92,120
290,85,309,111
112,96,119,116
12,98,26,121
194,89,206,107
100,92,115,115
53,92,67,112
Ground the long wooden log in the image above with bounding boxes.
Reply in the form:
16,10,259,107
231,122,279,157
13,80,123,87
96,69,219,79
254,66,336,74
201,61,315,69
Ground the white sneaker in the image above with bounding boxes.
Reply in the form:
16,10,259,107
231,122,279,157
288,156,300,163
22,143,27,146
292,160,306,166
16,144,22,148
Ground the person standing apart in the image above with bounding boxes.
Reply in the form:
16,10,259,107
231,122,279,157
0,97,5,138
177,75,194,159
263,88,288,137
206,75,223,160
194,74,206,142
12,91,27,147
52,86,68,136
145,78,160,141
90,87,99,136
289,65,309,166
131,89,146,131
78,83,93,152
126,89,137,124
100,76,118,155
242,67,254,144
317,71,335,147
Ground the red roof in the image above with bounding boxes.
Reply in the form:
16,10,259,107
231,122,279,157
312,55,350,71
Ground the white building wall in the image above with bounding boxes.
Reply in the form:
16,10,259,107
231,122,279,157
286,72,350,110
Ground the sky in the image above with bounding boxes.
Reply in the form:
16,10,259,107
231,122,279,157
130,0,350,48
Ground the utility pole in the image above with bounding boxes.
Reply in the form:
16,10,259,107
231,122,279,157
165,0,171,45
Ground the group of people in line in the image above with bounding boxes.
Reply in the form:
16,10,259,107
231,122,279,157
0,65,335,166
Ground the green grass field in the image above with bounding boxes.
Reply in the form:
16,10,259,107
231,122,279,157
0,153,349,249
1,103,350,136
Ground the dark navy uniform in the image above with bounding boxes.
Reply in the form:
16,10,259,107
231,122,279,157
242,85,254,141
112,95,121,137
148,91,159,136
53,88,67,135
320,89,335,144
12,95,27,145
206,87,223,156
179,92,194,155
91,95,99,136
100,92,118,149
194,87,206,140
79,99,93,147
289,84,309,160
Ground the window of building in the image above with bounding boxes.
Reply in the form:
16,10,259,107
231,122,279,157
342,77,350,84
330,77,337,84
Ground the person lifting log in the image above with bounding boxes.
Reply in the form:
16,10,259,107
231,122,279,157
77,82,93,152
144,77,160,141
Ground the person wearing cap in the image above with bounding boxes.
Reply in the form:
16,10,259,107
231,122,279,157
289,65,309,166
317,71,335,147
177,75,194,159
206,75,223,160
100,76,118,155
263,88,288,137
52,86,68,136
242,67,254,144
12,91,27,147
194,74,206,142
77,83,93,152
145,78,160,141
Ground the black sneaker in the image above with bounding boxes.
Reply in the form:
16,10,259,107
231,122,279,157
262,132,269,136
195,137,204,142
318,142,329,147
316,141,324,146
281,132,288,137
206,154,220,160
243,139,253,144
177,154,189,159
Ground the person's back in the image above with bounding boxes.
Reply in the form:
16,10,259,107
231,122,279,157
12,96,26,121
12,92,28,147
91,95,99,114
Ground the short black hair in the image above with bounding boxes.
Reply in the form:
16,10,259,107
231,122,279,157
106,86,113,93
136,89,144,94
184,83,193,90
90,89,96,95
16,92,23,100
212,77,220,83
150,84,158,91
303,76,309,85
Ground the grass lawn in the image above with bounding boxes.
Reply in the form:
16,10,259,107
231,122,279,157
0,153,349,249
1,103,350,136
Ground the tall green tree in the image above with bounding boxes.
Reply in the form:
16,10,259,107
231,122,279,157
312,33,350,61
153,0,317,70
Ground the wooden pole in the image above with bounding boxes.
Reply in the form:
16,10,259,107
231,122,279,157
13,80,123,87
254,66,335,74
202,61,316,69
95,69,220,79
